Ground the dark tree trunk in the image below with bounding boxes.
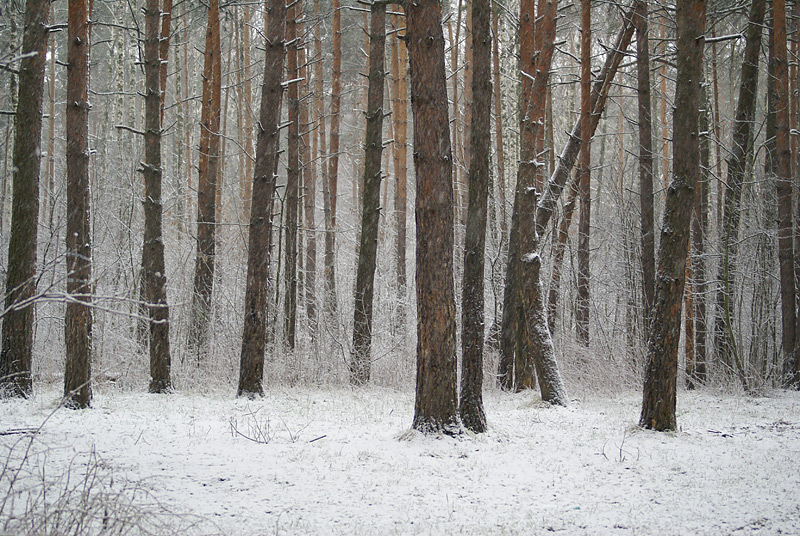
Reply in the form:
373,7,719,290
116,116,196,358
159,0,173,124
144,0,172,394
284,3,300,349
324,0,343,317
640,0,705,431
498,0,542,391
238,0,286,397
391,11,409,336
408,0,461,435
64,0,93,408
0,0,49,398
351,1,386,385
460,0,491,432
190,0,221,358
773,0,798,387
712,0,765,381
576,0,591,347
635,0,655,325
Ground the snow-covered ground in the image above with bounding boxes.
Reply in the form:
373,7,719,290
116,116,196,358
2,384,799,535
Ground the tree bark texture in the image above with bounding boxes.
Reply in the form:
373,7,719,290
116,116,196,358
64,0,93,407
640,0,705,431
351,2,386,385
712,0,765,380
576,0,591,346
391,11,409,335
144,0,172,394
773,0,798,387
407,0,461,435
238,0,286,397
460,0,491,432
635,0,655,325
190,0,221,357
324,0,343,317
284,3,300,349
0,0,49,397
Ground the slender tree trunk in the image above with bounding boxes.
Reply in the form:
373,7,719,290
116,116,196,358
391,11,409,335
238,0,286,397
242,7,254,222
324,0,343,317
689,81,711,387
635,0,655,325
460,0,491,432
351,1,386,385
64,0,93,408
492,5,506,240
0,0,49,397
144,0,173,393
159,0,173,124
284,3,300,349
712,0,765,382
774,0,798,387
547,175,578,329
298,14,316,341
408,0,461,435
43,6,55,229
190,0,222,358
576,0,591,346
640,0,705,431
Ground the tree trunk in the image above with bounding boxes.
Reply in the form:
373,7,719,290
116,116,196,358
576,0,591,346
284,3,300,349
460,0,491,432
159,0,173,124
547,175,578,329
497,0,540,391
640,0,705,431
190,0,222,358
238,0,286,397
774,0,798,387
324,0,343,317
635,0,655,325
391,11,409,335
64,0,93,408
351,1,386,385
712,0,765,381
144,0,173,393
0,0,49,398
408,0,461,435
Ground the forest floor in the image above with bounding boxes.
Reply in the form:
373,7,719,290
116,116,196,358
1,383,799,535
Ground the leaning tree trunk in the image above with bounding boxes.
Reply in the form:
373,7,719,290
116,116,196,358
144,0,172,393
190,0,221,358
640,0,705,431
0,0,49,398
408,0,461,435
351,1,386,385
712,0,765,381
237,0,287,397
64,0,93,408
460,0,491,432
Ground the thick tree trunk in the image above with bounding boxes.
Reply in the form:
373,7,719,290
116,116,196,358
712,0,765,381
238,0,286,397
460,0,491,432
324,0,343,317
0,0,49,398
576,0,591,347
64,0,93,408
774,0,798,387
284,3,300,349
408,0,461,435
640,0,705,431
190,0,222,358
144,0,173,393
635,0,655,325
351,1,386,385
